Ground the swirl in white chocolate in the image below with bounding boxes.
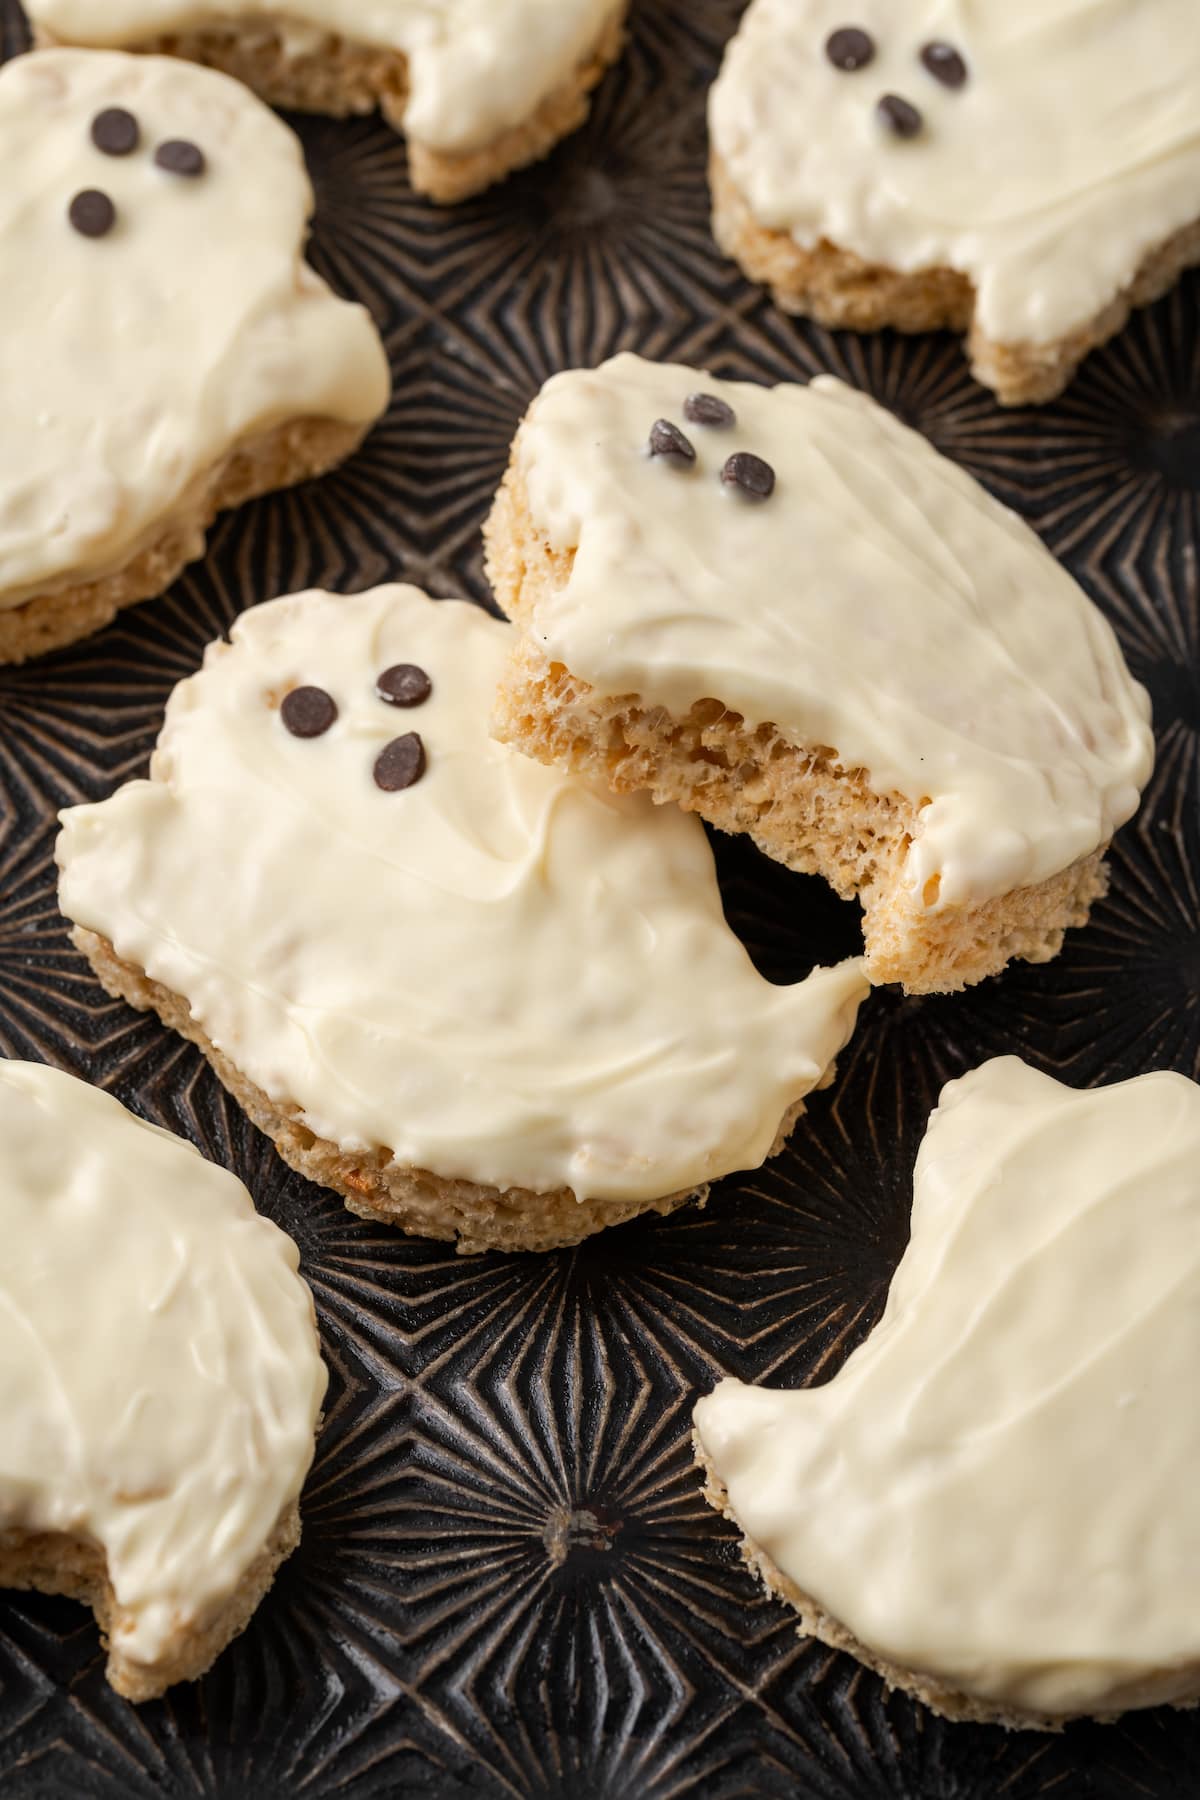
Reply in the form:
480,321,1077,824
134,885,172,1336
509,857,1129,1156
56,584,868,1205
0,1060,325,1670
0,49,389,610
24,0,622,155
512,354,1154,909
711,0,1200,345
695,1057,1200,1718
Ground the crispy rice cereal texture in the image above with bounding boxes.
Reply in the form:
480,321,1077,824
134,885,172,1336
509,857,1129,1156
72,928,819,1255
36,6,628,203
0,1500,301,1703
690,1434,1186,1733
710,153,1200,408
484,464,1111,995
0,416,367,666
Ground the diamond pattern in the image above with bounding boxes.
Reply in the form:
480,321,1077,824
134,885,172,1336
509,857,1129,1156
2,0,1200,1793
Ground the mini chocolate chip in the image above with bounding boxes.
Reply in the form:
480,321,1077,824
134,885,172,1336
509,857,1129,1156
155,138,206,177
721,452,775,500
91,107,139,156
876,93,923,138
374,732,426,792
648,418,696,463
281,685,337,738
68,189,116,238
684,392,737,429
920,41,968,88
376,663,432,708
825,26,875,71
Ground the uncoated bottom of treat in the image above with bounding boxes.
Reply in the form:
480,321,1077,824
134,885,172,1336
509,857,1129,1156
72,927,820,1253
709,151,1200,406
0,414,368,665
36,5,628,204
484,467,1111,995
0,1499,301,1702
693,1433,1200,1729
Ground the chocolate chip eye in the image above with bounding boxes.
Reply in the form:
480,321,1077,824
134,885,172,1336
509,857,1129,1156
920,41,968,88
376,664,432,708
155,138,206,177
684,392,737,429
281,685,337,738
876,94,923,138
825,26,875,71
374,732,426,792
68,189,117,238
648,419,696,463
721,452,775,500
91,107,139,156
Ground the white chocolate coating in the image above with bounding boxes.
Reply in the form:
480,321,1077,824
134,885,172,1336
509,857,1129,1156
25,0,621,154
695,1057,1200,1718
0,1060,325,1669
711,0,1200,346
56,585,868,1205
513,355,1153,909
0,49,388,610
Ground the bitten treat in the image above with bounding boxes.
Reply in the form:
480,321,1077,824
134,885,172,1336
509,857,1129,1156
56,584,868,1255
694,1057,1200,1728
0,1060,326,1702
0,48,389,664
708,0,1200,405
485,355,1154,993
25,0,629,202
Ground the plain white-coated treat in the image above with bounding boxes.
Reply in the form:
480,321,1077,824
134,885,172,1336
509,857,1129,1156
696,1056,1200,1718
0,1061,325,1670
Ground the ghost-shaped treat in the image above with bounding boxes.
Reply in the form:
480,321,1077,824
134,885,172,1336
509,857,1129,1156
0,1061,325,1701
0,48,389,663
695,1057,1200,1725
485,354,1154,994
24,0,629,202
56,584,868,1254
710,0,1200,403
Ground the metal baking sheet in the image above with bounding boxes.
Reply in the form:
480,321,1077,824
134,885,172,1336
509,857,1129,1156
1,2,1197,1793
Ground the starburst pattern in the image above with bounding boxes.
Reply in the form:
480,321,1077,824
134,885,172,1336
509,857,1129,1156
1,0,1199,1793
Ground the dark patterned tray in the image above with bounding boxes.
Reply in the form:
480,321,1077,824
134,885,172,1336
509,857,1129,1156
2,3,1198,1795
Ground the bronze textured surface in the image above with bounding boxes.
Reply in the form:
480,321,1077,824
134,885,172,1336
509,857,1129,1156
1,3,1199,1794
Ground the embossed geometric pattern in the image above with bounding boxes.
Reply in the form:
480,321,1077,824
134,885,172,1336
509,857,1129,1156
1,1,1199,1793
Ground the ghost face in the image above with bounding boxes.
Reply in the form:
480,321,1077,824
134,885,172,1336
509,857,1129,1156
56,585,867,1207
712,0,1200,345
0,49,386,605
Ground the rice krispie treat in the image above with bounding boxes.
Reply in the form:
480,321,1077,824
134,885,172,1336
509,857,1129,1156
56,584,868,1255
695,1057,1200,1727
0,48,389,664
485,354,1154,993
708,0,1200,405
0,1060,325,1702
25,0,629,202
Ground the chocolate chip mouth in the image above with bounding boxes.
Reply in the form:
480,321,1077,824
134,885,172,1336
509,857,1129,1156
68,189,117,238
876,93,924,139
374,732,426,792
649,418,696,463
